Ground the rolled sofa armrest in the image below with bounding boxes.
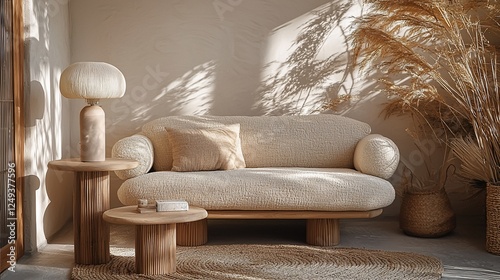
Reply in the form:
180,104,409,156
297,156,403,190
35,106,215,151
111,134,154,180
354,134,400,179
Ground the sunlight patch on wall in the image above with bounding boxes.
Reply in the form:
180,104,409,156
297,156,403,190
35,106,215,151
256,1,362,116
154,61,216,115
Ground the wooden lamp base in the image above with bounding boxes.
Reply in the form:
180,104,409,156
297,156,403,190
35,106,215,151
80,104,105,162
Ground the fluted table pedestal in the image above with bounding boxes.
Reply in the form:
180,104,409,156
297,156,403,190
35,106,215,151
103,206,207,275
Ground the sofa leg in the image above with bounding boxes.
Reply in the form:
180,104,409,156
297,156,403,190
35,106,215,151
177,219,208,246
306,219,340,246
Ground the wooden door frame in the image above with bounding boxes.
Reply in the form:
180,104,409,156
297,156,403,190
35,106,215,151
1,0,24,273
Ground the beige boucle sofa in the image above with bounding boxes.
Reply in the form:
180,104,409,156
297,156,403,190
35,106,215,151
112,114,400,246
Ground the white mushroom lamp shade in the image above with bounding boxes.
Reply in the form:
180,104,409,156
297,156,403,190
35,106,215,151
60,62,126,162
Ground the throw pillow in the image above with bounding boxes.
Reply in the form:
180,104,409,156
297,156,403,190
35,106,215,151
167,124,246,171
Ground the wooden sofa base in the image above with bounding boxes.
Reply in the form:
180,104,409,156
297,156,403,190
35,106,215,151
177,209,383,247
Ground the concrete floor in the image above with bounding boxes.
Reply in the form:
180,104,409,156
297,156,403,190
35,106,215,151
1,216,500,279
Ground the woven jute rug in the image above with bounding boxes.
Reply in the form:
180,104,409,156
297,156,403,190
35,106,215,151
72,244,443,280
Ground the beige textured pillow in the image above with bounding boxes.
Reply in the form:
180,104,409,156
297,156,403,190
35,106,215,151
167,124,246,172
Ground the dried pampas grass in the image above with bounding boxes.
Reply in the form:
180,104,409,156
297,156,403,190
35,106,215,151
334,0,500,188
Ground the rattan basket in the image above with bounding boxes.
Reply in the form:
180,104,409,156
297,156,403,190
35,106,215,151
399,189,456,238
486,184,500,255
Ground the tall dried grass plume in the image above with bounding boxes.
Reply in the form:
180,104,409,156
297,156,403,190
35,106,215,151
332,0,500,189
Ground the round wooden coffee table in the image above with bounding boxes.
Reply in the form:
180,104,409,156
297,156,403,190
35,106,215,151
103,206,207,275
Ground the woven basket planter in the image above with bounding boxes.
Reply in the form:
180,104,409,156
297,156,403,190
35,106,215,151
486,183,500,255
399,189,456,238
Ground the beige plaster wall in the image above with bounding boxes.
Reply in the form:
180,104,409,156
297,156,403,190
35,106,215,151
67,0,482,216
23,0,72,251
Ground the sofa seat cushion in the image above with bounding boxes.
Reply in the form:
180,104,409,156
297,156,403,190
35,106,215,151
117,168,395,211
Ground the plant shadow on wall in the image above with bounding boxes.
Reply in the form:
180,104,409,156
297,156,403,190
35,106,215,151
254,0,362,116
154,61,216,116
106,61,216,138
333,0,500,240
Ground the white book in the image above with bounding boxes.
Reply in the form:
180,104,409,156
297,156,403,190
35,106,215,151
155,200,189,212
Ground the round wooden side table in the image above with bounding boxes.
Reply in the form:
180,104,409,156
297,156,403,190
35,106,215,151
48,158,138,265
103,206,208,275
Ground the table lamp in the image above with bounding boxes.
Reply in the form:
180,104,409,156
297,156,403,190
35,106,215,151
60,62,126,162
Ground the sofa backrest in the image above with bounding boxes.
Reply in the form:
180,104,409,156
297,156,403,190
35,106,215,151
141,114,371,171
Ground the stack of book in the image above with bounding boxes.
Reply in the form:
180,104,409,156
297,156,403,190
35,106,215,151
136,199,189,213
